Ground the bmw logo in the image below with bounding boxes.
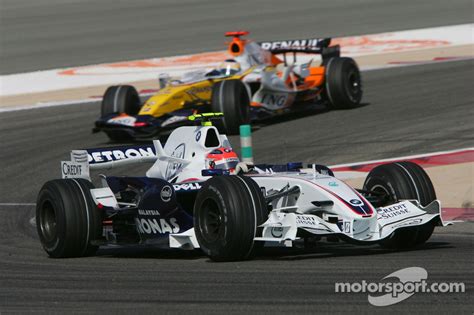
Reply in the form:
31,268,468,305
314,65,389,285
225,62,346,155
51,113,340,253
349,199,363,206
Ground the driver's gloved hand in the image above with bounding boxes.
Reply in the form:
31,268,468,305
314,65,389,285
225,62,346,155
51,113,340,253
235,162,255,175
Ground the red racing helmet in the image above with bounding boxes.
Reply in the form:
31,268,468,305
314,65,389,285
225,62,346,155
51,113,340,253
205,147,240,171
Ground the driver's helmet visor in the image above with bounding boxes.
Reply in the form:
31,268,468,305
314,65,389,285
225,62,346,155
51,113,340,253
213,159,239,170
219,61,240,76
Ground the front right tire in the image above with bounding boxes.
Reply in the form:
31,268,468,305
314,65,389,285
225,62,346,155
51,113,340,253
36,179,102,258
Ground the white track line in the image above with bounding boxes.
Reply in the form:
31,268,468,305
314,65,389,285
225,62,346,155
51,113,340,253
0,98,98,113
0,203,36,206
0,93,156,113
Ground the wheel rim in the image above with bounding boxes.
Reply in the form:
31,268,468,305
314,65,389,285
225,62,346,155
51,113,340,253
346,69,361,102
40,201,57,243
200,199,224,243
371,184,395,206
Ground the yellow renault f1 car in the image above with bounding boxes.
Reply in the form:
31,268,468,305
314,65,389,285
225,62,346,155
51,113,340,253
94,31,362,141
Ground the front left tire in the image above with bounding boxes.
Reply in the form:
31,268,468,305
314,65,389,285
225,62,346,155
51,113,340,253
193,175,267,261
101,85,141,116
363,161,437,249
101,85,141,142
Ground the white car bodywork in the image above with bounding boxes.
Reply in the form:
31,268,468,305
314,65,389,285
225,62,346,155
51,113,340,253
61,123,450,249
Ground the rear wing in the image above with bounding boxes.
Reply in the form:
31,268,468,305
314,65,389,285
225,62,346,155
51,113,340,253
257,37,340,65
258,37,332,54
61,142,189,180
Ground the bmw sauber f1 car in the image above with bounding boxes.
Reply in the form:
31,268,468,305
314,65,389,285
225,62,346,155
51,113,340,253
39,114,450,262
93,31,362,141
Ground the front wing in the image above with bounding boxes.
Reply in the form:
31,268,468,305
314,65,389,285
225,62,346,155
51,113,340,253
168,200,450,250
253,200,451,246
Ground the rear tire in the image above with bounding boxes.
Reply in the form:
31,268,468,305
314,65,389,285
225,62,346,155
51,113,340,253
211,79,250,135
36,179,102,258
194,175,267,261
363,162,436,249
101,85,141,116
324,57,362,109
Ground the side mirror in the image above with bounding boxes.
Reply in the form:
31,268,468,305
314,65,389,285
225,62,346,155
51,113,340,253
158,73,170,89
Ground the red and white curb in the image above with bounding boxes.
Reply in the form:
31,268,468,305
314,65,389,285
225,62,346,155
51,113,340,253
330,147,474,175
326,148,474,221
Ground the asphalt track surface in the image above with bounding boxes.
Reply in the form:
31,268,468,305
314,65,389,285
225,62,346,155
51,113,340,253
1,0,474,312
0,0,473,74
1,59,473,313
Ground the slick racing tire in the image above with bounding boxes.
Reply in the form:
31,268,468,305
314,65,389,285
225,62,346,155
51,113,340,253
36,179,102,258
211,79,251,135
324,57,362,109
194,175,267,261
101,85,141,116
363,162,437,249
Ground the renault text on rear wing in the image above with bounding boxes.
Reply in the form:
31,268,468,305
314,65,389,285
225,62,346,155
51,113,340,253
258,37,331,54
